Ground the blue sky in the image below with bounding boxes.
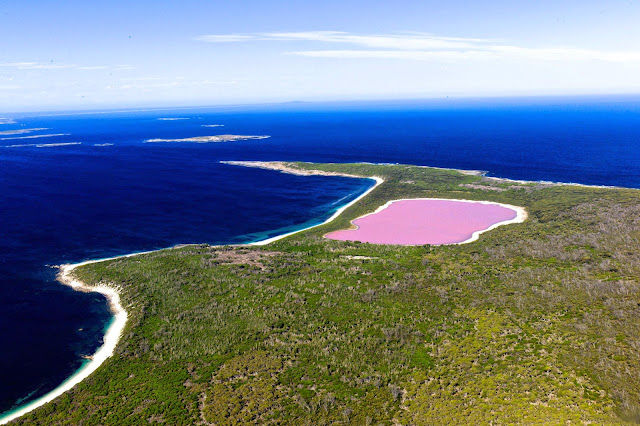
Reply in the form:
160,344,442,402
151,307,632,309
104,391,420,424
1,0,639,111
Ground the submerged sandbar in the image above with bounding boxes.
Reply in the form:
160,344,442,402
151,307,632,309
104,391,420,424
325,198,526,245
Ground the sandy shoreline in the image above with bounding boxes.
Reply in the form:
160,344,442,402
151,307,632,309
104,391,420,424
252,176,383,245
0,161,546,424
221,160,372,179
0,168,379,424
0,263,128,425
0,251,159,425
223,160,384,245
459,200,527,244
223,160,627,190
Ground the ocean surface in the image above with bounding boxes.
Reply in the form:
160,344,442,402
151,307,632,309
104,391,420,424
1,95,640,417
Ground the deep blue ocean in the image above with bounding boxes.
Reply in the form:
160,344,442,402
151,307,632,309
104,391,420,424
1,96,640,417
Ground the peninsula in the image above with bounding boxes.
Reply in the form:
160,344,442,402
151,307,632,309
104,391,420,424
6,162,640,425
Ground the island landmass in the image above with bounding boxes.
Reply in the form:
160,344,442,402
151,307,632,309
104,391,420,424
4,162,640,425
144,135,270,144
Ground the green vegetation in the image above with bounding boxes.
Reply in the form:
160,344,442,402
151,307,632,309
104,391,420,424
13,162,640,424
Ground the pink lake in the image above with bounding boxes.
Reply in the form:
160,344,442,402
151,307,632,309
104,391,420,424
325,199,523,245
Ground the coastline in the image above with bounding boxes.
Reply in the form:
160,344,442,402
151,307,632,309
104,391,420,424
251,176,383,246
0,249,164,425
0,160,599,424
221,160,384,245
220,160,372,179
0,259,132,425
222,160,624,190
0,167,379,425
481,175,623,190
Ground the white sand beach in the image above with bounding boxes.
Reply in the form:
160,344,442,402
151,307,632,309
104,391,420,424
0,259,131,425
0,162,530,424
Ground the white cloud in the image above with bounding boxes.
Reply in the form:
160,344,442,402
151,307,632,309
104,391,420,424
77,66,109,70
196,31,640,63
196,31,484,50
487,45,640,62
262,31,483,50
0,62,76,70
287,50,496,61
0,62,136,71
115,78,238,91
194,34,257,43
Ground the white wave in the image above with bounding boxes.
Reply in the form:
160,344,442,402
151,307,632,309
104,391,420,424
202,124,224,127
0,118,16,125
157,117,190,121
94,143,114,147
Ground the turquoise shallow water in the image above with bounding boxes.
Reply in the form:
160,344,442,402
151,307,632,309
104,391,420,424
2,96,640,416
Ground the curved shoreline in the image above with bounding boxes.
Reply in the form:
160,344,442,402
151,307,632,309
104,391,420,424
0,260,132,425
0,249,167,425
0,172,379,424
251,176,383,246
0,163,532,424
323,197,527,246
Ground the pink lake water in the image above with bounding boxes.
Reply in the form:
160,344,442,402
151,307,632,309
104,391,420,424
325,199,519,245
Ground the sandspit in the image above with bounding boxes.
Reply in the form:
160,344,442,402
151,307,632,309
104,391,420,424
221,160,368,179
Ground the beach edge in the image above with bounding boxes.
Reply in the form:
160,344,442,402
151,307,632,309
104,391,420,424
0,166,380,424
0,260,130,425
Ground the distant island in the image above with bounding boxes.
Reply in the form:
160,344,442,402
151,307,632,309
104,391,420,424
5,162,640,424
0,128,49,136
4,142,82,148
144,135,270,144
0,133,70,141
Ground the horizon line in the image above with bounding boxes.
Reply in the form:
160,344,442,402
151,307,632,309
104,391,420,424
3,92,640,116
